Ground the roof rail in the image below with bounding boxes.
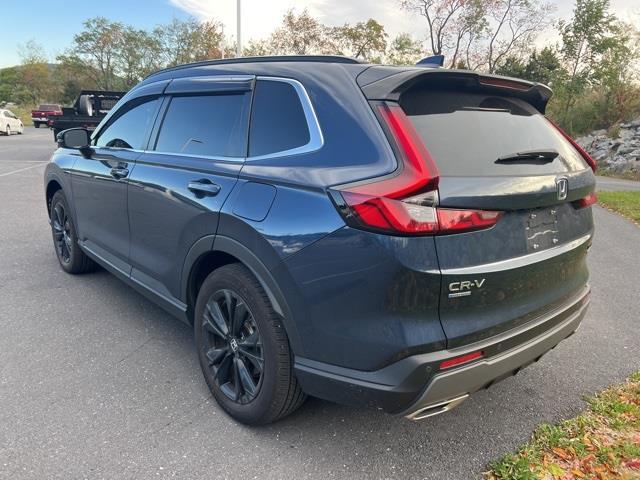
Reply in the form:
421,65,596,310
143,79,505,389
145,55,361,80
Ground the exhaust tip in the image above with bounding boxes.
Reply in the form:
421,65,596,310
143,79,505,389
405,394,469,421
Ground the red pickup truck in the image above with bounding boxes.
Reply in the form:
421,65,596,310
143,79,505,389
31,104,63,128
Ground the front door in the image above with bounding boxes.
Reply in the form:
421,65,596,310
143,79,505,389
70,97,160,273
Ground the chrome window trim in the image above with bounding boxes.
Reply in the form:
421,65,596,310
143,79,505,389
130,75,322,163
170,74,255,84
144,150,245,163
246,76,324,161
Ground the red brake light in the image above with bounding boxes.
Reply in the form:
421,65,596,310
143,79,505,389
547,119,597,173
479,77,530,91
437,209,503,232
440,350,484,370
331,102,502,236
574,192,597,209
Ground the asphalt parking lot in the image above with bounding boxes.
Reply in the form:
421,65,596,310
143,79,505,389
0,127,639,479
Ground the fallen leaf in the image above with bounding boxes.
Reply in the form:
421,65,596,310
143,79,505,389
553,447,573,460
625,459,640,470
547,463,565,477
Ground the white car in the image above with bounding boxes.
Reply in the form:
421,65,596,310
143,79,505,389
0,109,24,135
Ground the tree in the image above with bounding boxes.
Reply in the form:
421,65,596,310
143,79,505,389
54,59,99,104
386,34,424,65
334,19,388,61
268,9,334,55
593,21,639,124
57,17,125,90
466,0,554,73
403,0,550,71
117,27,162,88
16,40,55,104
401,0,488,68
243,39,272,57
18,39,47,64
557,0,619,124
153,18,225,67
524,47,564,86
494,55,527,77
495,47,564,85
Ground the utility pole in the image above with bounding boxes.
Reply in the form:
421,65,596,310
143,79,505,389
236,0,242,57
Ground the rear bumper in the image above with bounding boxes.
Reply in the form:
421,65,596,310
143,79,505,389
294,285,590,418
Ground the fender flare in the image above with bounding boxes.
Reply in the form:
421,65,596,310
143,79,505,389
44,168,78,226
180,235,304,355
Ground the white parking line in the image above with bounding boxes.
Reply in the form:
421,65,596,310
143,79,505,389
0,163,47,178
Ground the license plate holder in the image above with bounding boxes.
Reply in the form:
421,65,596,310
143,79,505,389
525,207,559,252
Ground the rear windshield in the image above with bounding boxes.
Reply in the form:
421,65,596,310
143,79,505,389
400,89,587,176
38,104,60,111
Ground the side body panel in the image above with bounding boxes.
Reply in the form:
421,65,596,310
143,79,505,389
127,154,242,301
275,227,446,371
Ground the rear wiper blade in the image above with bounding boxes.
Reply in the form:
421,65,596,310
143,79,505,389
496,149,559,164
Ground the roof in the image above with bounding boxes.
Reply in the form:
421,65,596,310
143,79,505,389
144,55,361,81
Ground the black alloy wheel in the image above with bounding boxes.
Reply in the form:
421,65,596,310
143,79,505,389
201,289,264,405
194,263,306,424
49,190,96,274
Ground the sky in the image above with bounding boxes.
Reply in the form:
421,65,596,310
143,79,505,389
1,0,638,68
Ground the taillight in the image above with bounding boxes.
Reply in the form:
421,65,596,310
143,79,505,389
330,102,503,236
439,350,484,370
437,209,503,232
574,192,597,209
547,119,597,173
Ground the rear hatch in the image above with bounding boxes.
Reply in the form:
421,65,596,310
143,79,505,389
355,69,596,347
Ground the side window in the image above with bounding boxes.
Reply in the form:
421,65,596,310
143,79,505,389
154,93,250,158
95,98,159,149
249,80,311,157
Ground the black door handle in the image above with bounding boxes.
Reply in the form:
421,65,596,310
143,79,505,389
110,167,129,179
188,180,221,196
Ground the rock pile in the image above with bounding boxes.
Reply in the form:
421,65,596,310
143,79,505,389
575,117,640,174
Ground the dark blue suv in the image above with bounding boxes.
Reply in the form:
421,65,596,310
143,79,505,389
45,56,596,425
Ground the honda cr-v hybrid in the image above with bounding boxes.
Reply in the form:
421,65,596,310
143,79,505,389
44,56,595,425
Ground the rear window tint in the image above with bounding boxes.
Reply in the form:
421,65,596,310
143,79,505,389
155,93,250,158
39,104,60,111
249,80,310,157
401,89,586,176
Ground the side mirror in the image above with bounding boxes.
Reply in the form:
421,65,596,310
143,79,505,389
57,128,93,158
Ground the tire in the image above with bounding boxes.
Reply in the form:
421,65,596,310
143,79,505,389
194,263,306,425
78,95,93,116
34,122,40,128
18,123,23,134
5,125,10,136
50,190,96,274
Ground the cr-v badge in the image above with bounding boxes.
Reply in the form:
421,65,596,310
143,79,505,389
448,279,486,298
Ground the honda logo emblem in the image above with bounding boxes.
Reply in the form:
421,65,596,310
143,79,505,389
556,177,568,201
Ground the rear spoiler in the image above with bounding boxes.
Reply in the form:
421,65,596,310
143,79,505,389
357,67,553,114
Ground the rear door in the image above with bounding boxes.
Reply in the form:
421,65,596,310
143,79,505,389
399,84,595,347
127,76,253,303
